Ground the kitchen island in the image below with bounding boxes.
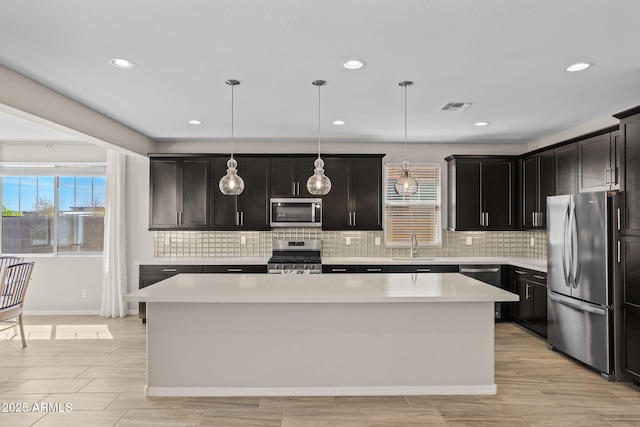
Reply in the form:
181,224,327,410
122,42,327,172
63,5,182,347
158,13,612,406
125,272,518,397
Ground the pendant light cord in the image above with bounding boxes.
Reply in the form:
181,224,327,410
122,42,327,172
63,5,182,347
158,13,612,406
230,82,235,159
404,82,407,161
317,82,321,159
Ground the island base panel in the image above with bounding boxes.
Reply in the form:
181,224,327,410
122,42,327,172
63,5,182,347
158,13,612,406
146,302,496,396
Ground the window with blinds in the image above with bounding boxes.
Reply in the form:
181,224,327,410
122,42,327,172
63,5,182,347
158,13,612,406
384,163,441,246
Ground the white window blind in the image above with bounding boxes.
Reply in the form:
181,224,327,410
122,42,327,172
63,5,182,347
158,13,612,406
384,163,441,246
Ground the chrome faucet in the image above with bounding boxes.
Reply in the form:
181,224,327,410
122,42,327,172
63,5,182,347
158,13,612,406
410,233,418,258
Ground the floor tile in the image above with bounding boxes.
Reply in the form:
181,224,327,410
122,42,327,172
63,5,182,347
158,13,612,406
40,392,120,411
200,408,283,426
114,409,205,426
259,396,335,409
281,408,363,427
9,379,92,394
32,410,126,426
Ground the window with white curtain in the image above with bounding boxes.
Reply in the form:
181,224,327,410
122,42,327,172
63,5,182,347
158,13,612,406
384,162,441,246
0,163,106,254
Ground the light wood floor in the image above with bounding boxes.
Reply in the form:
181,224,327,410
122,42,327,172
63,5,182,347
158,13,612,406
1,315,639,426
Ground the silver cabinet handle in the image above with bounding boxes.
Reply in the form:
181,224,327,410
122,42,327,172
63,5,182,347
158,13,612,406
480,212,484,226
416,268,431,272
162,268,178,272
366,268,382,272
617,241,621,263
514,270,527,275
617,208,621,231
292,182,296,195
348,212,352,226
525,284,530,299
331,268,347,272
240,211,244,226
532,212,536,227
296,182,300,195
533,275,546,281
460,268,500,273
485,212,489,227
227,268,243,272
352,211,356,227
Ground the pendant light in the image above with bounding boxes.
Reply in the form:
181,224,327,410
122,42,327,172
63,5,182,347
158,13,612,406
306,80,332,195
394,81,418,196
219,79,245,195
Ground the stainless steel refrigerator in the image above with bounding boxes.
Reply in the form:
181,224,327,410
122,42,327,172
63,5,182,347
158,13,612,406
547,191,625,380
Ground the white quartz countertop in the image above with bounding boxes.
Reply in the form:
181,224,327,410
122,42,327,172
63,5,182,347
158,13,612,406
138,256,546,272
322,257,547,272
125,272,519,304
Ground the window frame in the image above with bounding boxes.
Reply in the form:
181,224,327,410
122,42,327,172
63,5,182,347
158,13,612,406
383,162,442,247
0,162,106,256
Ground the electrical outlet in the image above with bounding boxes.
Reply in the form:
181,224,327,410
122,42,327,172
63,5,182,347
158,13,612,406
346,237,351,245
466,236,472,246
375,237,381,246
240,236,247,245
530,237,535,247
81,289,87,298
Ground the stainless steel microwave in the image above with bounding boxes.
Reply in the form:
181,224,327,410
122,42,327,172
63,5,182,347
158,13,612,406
270,198,322,227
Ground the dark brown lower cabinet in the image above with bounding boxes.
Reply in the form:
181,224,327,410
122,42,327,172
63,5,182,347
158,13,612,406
138,265,203,322
511,267,547,338
621,235,640,385
322,265,459,273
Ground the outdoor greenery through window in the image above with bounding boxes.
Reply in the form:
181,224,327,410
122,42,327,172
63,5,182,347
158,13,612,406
384,162,441,246
1,163,106,254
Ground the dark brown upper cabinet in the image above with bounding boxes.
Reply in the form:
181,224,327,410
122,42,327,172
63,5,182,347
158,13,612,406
521,150,555,229
554,144,578,195
149,157,210,230
211,156,270,230
615,108,640,236
321,156,383,231
578,131,620,193
446,156,517,231
270,156,316,197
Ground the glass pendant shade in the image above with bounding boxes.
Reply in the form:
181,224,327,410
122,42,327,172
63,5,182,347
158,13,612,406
395,160,418,196
307,157,332,195
219,157,245,195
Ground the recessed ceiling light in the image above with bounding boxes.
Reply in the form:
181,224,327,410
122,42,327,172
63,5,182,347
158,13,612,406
333,120,346,125
188,119,203,125
342,59,365,70
475,121,490,127
109,58,136,68
565,62,592,72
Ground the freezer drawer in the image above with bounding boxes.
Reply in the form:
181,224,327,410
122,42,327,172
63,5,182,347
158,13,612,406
547,291,611,374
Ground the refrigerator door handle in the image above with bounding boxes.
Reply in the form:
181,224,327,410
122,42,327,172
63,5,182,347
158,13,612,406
562,204,571,287
571,201,581,288
548,292,607,316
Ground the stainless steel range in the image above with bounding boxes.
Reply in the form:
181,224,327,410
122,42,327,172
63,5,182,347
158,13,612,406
267,239,322,274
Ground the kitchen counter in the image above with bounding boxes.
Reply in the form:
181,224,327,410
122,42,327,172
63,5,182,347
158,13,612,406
126,273,517,397
138,256,547,272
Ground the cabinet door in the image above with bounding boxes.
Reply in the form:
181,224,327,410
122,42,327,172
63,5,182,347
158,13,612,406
483,159,515,230
513,277,532,326
537,150,555,228
351,158,382,230
181,158,210,228
621,115,640,235
211,157,240,229
522,157,537,229
452,160,483,230
611,130,621,190
578,133,612,193
624,308,640,381
555,144,578,195
237,157,270,230
622,236,640,309
530,282,548,338
295,158,314,197
150,159,179,228
321,158,351,230
270,158,297,197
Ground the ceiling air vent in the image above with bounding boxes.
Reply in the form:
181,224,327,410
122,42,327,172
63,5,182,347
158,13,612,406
440,102,472,112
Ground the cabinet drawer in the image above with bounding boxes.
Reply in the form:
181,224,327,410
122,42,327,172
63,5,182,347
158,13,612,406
203,265,267,274
139,265,203,275
392,265,458,273
511,267,546,284
322,265,359,273
357,265,394,273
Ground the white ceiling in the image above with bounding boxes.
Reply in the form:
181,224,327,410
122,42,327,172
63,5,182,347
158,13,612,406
1,0,639,145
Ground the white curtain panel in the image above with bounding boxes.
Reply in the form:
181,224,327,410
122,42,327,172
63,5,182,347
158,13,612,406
101,150,128,318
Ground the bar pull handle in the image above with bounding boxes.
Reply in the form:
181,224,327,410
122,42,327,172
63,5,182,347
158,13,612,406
352,211,356,226
514,270,527,275
416,268,432,272
533,275,546,281
348,212,352,226
618,241,621,263
525,284,530,299
366,268,382,272
485,212,489,227
292,182,296,195
227,268,243,272
162,268,178,272
332,268,347,272
240,211,244,226
617,208,621,231
480,211,484,226
460,268,500,273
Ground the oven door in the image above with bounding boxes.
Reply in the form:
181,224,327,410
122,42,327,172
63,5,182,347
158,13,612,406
270,198,322,227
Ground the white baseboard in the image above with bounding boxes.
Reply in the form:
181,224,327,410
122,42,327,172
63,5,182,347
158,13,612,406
23,309,139,316
146,384,498,397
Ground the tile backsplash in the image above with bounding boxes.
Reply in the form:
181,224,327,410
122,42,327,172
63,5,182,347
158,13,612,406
155,229,547,259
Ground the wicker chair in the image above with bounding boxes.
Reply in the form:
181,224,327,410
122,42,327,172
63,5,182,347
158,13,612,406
0,262,35,348
0,255,22,272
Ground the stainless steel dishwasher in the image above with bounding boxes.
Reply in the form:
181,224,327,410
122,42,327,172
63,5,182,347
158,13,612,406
459,265,503,320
